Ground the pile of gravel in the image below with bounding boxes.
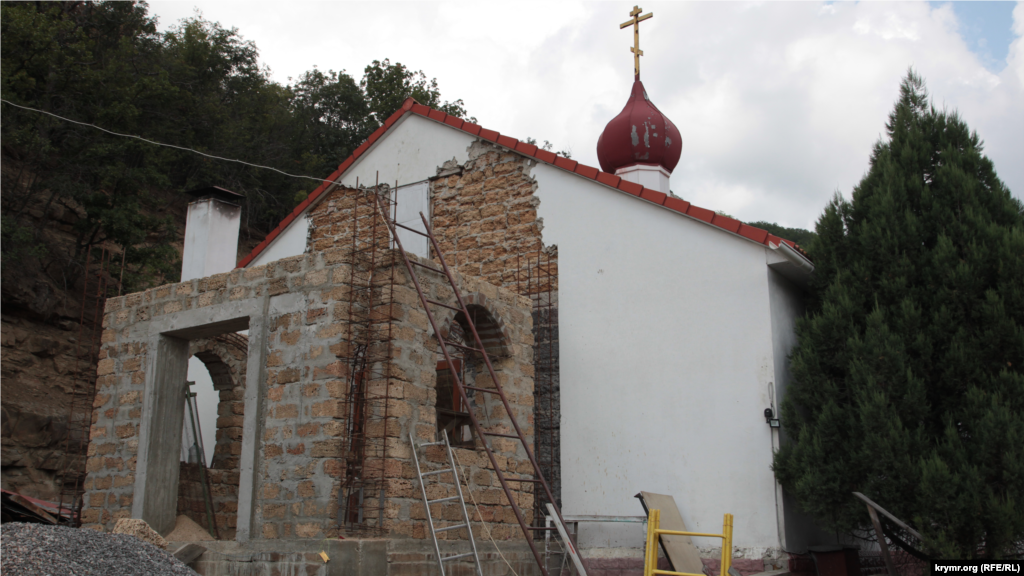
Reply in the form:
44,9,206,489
1,522,199,576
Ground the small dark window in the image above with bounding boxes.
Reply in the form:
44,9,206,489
435,359,474,447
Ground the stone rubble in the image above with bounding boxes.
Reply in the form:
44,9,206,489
1,522,198,576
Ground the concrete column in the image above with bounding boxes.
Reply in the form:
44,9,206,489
235,295,270,542
132,334,190,536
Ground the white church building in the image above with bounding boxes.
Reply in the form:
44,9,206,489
229,67,824,568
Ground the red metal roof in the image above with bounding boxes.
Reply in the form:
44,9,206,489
237,98,802,268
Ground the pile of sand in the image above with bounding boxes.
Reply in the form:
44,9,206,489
113,518,169,550
165,515,215,542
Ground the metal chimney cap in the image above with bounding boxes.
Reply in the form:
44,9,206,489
185,186,244,204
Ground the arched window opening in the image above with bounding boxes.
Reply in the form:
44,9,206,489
437,321,472,447
436,303,510,448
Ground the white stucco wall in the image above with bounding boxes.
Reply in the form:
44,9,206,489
338,114,474,190
249,215,309,268
393,180,430,258
533,163,786,552
246,114,475,267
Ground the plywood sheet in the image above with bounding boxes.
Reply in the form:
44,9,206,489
640,491,704,574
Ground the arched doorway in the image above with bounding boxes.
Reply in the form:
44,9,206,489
176,333,248,540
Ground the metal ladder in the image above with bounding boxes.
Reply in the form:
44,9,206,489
371,192,582,576
411,429,483,576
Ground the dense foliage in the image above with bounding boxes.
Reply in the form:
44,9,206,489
773,71,1024,558
0,1,471,291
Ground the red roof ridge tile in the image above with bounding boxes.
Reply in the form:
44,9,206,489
237,97,803,268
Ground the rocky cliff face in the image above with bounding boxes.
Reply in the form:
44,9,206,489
1,173,125,500
2,271,97,500
1,318,91,500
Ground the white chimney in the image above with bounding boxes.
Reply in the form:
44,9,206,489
181,187,243,282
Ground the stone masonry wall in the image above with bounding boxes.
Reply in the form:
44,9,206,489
83,244,536,545
429,142,563,514
305,185,542,540
429,142,555,291
306,148,565,522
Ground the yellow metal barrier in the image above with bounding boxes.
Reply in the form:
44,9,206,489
643,509,734,576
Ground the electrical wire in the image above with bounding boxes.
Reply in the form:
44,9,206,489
0,98,334,184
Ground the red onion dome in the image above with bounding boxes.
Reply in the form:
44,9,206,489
596,79,682,174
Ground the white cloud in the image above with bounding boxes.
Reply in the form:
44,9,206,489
147,1,1023,231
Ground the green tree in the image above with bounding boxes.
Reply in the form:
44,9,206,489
525,137,572,159
2,2,476,295
288,67,373,186
773,71,1024,558
361,58,474,126
1,1,180,289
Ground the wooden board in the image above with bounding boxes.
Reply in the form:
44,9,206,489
7,493,57,524
172,543,207,566
639,491,705,574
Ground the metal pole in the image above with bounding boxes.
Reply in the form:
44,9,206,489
185,387,217,538
867,505,898,576
191,385,220,540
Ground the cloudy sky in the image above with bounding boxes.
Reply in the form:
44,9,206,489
148,1,1024,231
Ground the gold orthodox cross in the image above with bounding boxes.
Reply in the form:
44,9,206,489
620,5,653,80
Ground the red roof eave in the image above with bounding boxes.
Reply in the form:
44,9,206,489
237,98,805,268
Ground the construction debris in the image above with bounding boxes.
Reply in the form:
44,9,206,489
171,543,208,566
1,522,198,576
1,488,59,524
113,517,169,550
637,491,706,574
165,514,215,542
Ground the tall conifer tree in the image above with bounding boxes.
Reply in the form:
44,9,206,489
773,71,1024,559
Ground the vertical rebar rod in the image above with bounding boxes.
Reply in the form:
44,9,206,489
339,180,363,528
545,252,555,517
118,246,127,296
370,172,387,529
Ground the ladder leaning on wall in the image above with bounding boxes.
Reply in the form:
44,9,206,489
410,429,483,576
371,193,580,576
